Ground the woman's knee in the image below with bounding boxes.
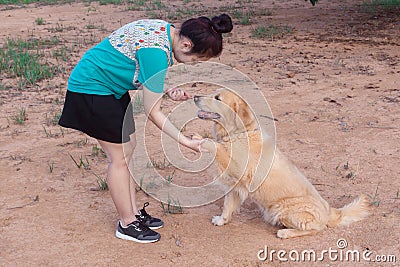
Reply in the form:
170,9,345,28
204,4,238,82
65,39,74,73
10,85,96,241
98,140,132,166
123,134,136,162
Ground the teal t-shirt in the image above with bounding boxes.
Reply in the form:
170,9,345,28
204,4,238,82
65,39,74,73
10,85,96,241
67,20,174,99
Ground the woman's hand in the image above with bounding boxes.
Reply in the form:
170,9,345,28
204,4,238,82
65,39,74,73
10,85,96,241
144,87,206,152
166,88,190,101
181,136,207,152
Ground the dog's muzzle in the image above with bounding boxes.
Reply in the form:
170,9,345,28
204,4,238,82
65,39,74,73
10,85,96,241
194,95,221,120
196,110,221,120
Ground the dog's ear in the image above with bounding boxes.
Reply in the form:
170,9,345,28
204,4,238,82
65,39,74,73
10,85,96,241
238,102,251,124
234,98,253,129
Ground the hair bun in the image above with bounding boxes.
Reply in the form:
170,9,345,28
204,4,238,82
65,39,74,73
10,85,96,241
211,14,233,34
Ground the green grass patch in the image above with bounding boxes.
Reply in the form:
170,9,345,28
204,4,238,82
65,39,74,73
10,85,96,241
0,0,73,4
93,172,108,190
132,92,144,114
69,153,90,170
35,17,45,25
362,0,400,11
99,0,121,5
251,24,293,40
12,107,28,125
233,10,252,25
127,0,164,11
0,37,63,88
160,194,183,214
126,0,208,20
45,110,62,126
0,0,128,4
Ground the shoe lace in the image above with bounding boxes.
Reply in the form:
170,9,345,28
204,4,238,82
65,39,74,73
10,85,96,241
139,202,151,219
138,202,153,223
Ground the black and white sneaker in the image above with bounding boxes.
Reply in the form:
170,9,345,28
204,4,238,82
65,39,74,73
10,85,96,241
136,202,164,230
115,220,160,243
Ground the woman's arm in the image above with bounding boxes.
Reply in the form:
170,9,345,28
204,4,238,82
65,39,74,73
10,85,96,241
143,87,202,152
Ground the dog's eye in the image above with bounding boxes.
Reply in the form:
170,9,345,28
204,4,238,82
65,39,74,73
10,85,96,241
214,95,221,101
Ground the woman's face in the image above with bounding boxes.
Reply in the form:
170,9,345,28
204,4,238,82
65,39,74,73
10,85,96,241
173,35,211,63
174,52,210,63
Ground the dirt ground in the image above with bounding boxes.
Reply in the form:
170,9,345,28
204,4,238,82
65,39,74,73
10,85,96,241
0,0,399,266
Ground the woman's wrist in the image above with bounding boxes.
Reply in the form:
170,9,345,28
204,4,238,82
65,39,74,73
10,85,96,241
178,134,191,147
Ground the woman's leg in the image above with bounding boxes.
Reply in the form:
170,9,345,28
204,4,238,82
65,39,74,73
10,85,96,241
127,133,140,215
98,135,137,227
126,134,164,230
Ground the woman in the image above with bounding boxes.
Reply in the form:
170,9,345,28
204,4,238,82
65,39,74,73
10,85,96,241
59,14,233,243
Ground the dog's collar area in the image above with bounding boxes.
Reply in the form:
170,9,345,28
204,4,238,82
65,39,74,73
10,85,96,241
219,129,260,142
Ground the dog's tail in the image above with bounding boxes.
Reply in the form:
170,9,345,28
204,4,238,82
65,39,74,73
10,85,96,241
327,194,370,228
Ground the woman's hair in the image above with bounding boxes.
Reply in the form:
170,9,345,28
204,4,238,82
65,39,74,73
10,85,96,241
179,14,233,58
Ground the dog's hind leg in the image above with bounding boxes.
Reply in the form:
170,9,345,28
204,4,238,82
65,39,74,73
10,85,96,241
277,199,328,238
212,190,242,226
277,228,320,239
276,212,326,239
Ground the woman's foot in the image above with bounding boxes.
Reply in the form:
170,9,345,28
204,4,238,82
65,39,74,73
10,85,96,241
115,220,160,243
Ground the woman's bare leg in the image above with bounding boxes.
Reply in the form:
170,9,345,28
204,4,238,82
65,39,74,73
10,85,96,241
98,134,138,227
127,133,140,215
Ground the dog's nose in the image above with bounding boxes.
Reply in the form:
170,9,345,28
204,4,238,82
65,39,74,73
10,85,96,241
194,95,200,103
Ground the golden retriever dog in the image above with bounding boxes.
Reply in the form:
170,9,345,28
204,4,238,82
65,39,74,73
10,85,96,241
194,89,369,238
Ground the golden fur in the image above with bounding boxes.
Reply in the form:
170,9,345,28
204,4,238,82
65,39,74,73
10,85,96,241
194,89,369,238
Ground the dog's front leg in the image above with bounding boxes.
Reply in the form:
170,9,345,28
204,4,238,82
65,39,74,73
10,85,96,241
200,138,218,153
212,190,242,226
201,139,235,172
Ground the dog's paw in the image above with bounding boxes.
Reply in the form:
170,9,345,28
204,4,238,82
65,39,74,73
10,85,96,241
211,215,225,226
276,229,289,239
201,139,217,153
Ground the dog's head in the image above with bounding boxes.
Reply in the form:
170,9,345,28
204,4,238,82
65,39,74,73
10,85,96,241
194,89,256,138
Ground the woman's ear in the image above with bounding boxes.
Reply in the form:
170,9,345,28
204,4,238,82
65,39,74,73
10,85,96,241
180,36,193,53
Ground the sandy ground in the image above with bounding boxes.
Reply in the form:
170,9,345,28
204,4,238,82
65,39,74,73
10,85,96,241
0,0,399,266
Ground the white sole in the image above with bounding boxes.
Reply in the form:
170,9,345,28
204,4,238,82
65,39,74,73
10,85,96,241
115,230,159,243
149,225,163,230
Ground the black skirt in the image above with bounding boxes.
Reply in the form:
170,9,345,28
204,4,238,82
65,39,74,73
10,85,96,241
59,91,135,143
